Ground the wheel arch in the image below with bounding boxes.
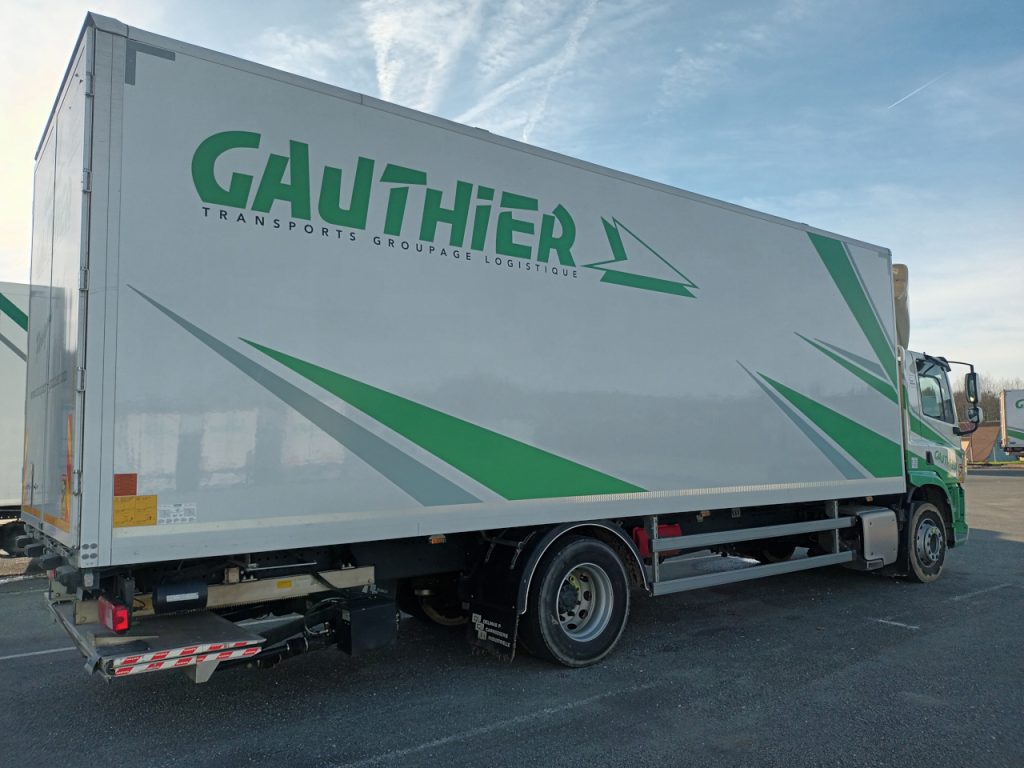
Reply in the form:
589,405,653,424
906,478,954,546
516,521,648,615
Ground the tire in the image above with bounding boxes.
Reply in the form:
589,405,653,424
520,536,630,668
1,522,25,558
903,502,947,583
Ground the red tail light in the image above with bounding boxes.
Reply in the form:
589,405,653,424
98,595,130,633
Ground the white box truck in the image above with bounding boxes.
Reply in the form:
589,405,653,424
999,390,1024,454
20,14,982,682
0,281,29,555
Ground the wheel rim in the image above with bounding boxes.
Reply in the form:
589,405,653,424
915,518,944,567
555,562,613,642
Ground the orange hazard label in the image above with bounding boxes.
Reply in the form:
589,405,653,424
112,495,158,528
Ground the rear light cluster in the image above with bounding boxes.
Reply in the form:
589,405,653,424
98,595,130,633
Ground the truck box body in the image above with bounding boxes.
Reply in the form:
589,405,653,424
0,282,28,508
24,16,907,568
1000,390,1024,453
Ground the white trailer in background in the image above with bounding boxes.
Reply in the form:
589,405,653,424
0,281,28,554
20,14,980,683
1000,390,1024,454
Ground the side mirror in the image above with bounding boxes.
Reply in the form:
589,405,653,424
965,372,979,404
967,406,982,424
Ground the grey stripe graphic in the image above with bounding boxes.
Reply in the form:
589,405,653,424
845,242,894,349
738,363,864,480
125,41,175,85
0,331,25,362
812,337,886,379
128,286,479,507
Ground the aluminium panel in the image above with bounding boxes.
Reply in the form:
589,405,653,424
70,19,908,564
23,29,92,550
0,282,29,506
1001,390,1024,451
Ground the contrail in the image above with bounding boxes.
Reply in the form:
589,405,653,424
887,74,943,109
522,0,598,142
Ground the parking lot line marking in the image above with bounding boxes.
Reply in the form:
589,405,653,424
948,583,1014,602
870,618,919,630
330,681,664,768
0,647,75,662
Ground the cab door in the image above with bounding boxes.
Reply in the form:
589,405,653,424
903,352,961,478
902,351,967,543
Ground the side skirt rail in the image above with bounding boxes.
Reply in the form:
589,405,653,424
651,551,855,596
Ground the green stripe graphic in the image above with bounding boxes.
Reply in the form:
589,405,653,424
584,218,698,298
1007,428,1024,442
597,270,696,297
902,385,957,449
796,333,897,403
909,413,957,449
129,286,479,506
0,291,28,331
808,233,896,384
761,373,902,478
244,340,646,500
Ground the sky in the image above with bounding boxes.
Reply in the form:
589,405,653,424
2,0,1022,380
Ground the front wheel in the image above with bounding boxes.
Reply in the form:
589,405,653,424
904,502,947,583
520,536,630,667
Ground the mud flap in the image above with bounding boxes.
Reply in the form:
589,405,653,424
464,529,540,661
467,602,519,660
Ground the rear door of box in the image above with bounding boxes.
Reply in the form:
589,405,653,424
22,28,94,554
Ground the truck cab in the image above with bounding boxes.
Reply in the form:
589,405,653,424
901,349,976,553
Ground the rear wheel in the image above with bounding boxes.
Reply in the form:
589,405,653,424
903,501,947,583
520,536,630,667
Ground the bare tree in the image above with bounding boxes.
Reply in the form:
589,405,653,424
953,376,1024,424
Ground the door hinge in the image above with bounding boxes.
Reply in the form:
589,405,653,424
82,168,92,193
72,470,83,497
79,267,89,292
85,71,94,97
75,367,86,393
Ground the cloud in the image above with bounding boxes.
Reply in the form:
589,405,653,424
657,0,818,108
0,1,166,282
360,0,484,113
456,0,605,140
521,0,598,142
914,54,1024,141
247,26,370,87
452,0,662,145
734,183,1024,380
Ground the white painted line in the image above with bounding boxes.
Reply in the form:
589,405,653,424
948,583,1014,602
870,618,919,630
0,646,75,662
330,681,663,768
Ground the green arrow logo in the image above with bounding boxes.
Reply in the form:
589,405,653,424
583,218,698,298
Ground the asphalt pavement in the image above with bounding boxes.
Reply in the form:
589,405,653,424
1,472,1021,768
